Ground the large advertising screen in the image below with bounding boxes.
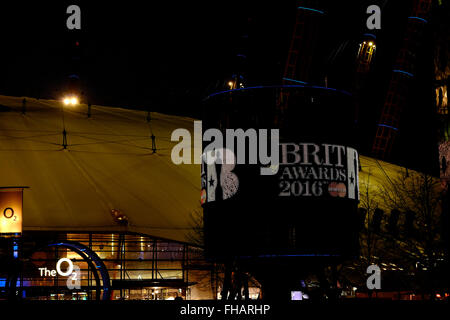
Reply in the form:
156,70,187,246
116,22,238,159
202,143,359,202
202,86,360,259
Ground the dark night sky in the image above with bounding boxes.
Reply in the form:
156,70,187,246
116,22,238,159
0,1,442,173
0,2,407,101
0,1,370,112
0,1,297,114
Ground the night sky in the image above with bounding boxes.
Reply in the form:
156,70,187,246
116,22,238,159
0,1,369,112
0,1,442,172
0,1,296,114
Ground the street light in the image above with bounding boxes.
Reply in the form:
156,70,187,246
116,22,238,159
63,96,79,106
70,97,78,105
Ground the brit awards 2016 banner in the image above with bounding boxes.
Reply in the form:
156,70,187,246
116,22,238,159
278,143,359,200
201,142,359,203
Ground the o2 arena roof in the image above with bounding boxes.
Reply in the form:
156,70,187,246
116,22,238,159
0,95,201,243
0,95,433,243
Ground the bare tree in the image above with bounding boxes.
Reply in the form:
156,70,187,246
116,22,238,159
377,169,445,298
341,169,388,297
342,166,446,299
359,169,384,268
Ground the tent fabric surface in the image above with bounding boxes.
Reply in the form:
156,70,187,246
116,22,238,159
0,95,201,243
0,95,432,243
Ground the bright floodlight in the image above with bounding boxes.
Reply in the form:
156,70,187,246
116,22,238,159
369,42,374,46
70,97,78,105
63,98,71,105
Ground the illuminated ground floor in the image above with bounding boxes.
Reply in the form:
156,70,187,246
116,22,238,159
0,231,261,301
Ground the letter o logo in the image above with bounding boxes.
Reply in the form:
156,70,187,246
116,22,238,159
3,207,14,219
56,258,74,277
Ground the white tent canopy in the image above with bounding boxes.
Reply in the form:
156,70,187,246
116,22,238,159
1,95,433,244
0,95,201,243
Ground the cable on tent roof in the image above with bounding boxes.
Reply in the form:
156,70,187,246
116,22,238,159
87,102,91,118
151,134,156,153
62,129,68,149
146,110,157,153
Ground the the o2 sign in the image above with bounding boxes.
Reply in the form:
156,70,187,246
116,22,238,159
0,189,23,234
38,258,81,290
3,207,16,220
57,258,74,276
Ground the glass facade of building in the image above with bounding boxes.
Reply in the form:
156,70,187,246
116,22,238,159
1,232,223,300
